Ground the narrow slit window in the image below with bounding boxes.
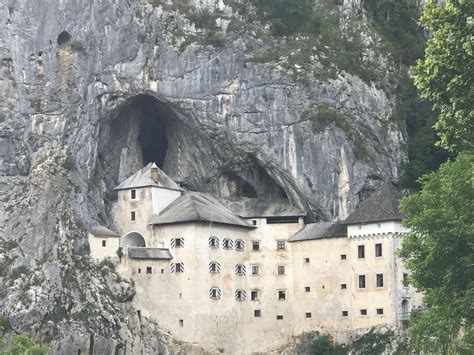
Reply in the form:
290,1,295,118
375,243,383,257
358,245,365,258
131,189,136,200
102,240,106,247
376,273,384,287
277,265,285,275
131,211,136,221
359,275,366,289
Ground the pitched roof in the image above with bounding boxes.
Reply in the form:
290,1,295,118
114,162,181,191
89,226,120,237
225,197,306,218
288,222,346,242
150,192,254,228
344,181,404,224
128,247,173,260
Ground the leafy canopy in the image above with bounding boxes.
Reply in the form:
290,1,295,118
0,334,50,355
399,152,474,352
409,0,474,152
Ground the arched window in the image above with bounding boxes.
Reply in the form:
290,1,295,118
209,287,221,300
222,238,233,250
122,232,146,248
235,264,246,276
209,236,219,248
235,289,246,301
209,261,221,273
235,239,245,251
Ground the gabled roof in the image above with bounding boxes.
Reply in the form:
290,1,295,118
288,222,346,242
150,192,254,228
225,197,305,218
128,247,173,260
344,181,404,225
114,162,181,191
89,226,120,237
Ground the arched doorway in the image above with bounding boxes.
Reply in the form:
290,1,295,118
122,232,146,248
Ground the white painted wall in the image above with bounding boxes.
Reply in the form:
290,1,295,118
347,220,408,237
88,233,121,261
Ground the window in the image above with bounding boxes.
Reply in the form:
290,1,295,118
209,261,221,273
305,312,312,318
252,241,260,251
278,290,286,300
235,289,246,301
305,286,311,292
342,311,348,317
179,319,184,327
304,257,310,263
131,211,136,221
223,238,233,250
146,267,152,274
375,243,383,257
235,264,246,276
160,269,164,274
171,262,185,273
340,254,347,260
376,273,384,287
266,216,299,224
250,290,259,301
209,287,221,300
171,237,184,248
102,240,106,247
358,245,365,258
254,310,261,317
359,275,366,289
252,219,257,226
131,189,136,199
251,265,260,275
277,240,285,250
137,268,141,274
341,283,347,289
360,309,367,316
376,308,384,315
235,239,245,251
403,273,409,287
277,265,285,275
209,236,219,248
276,315,283,320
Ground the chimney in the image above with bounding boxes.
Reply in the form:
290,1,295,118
150,162,159,183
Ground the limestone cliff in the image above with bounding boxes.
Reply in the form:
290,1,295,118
0,0,408,353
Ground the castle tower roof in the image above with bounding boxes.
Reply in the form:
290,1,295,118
114,162,182,191
344,181,404,225
150,192,254,228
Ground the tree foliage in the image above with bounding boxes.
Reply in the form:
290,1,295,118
409,0,474,152
399,152,474,352
0,335,50,355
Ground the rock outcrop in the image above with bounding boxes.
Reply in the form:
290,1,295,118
0,0,406,352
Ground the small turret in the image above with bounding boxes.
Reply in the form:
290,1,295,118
150,162,159,183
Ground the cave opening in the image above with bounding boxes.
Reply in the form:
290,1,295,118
134,95,169,168
57,31,72,46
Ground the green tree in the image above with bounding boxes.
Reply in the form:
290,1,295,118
409,0,474,152
399,152,474,352
0,334,50,355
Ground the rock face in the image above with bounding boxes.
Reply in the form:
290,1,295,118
0,0,406,353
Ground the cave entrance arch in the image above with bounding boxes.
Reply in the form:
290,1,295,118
135,95,168,168
122,232,146,248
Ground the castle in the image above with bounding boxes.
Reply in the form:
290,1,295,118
88,163,422,354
